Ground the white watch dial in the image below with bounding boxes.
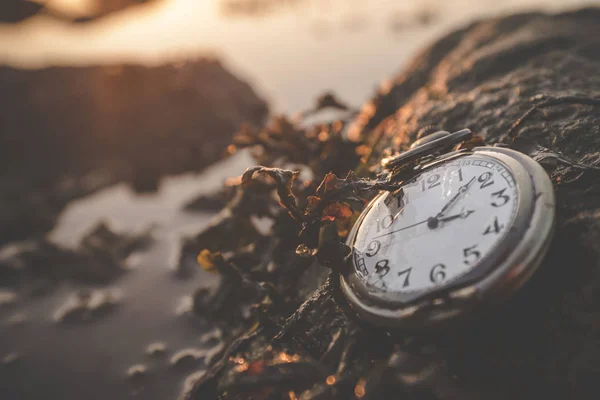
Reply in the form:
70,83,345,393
352,155,519,293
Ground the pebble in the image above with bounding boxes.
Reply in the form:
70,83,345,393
175,295,193,316
169,348,205,369
53,288,122,323
6,312,27,326
146,342,167,357
181,370,206,397
126,364,148,381
2,352,20,365
0,290,18,308
199,328,222,346
204,341,225,365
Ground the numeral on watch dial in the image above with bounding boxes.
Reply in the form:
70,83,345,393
463,245,481,265
430,263,446,283
352,155,517,293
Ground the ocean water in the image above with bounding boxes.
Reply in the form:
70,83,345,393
1,0,596,113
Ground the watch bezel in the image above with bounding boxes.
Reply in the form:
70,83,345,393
339,146,556,330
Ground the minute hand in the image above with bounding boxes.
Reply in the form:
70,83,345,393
435,176,476,218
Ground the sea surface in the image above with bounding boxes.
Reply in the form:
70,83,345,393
1,0,597,113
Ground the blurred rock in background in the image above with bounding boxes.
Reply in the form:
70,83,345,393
0,0,160,23
0,58,268,242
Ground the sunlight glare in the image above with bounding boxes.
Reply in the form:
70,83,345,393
42,0,98,15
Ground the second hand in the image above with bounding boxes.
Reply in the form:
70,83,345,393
372,219,429,240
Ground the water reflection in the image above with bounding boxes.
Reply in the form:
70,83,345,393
220,0,304,17
0,0,595,113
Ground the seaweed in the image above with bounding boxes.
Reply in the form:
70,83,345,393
230,115,359,178
185,10,600,398
181,105,447,399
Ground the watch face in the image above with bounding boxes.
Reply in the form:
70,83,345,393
351,155,519,294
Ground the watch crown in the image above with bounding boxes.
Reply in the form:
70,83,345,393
410,130,451,149
383,129,473,171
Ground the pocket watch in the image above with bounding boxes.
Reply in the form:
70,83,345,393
339,129,555,329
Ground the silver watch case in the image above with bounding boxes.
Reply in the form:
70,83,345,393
339,146,556,330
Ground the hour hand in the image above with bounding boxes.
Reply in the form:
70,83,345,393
438,209,475,223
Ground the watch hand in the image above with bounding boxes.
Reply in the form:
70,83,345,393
435,176,476,218
372,219,429,239
427,209,475,229
437,209,475,222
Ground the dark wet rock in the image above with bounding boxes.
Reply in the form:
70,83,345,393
0,289,18,308
204,341,226,366
199,329,223,347
146,342,168,357
183,186,237,213
182,370,207,398
80,222,154,264
0,0,158,24
415,8,437,26
220,0,303,17
1,352,21,365
53,288,122,324
0,0,43,23
388,7,439,33
0,222,153,292
176,295,195,316
5,312,27,327
170,348,206,370
191,283,252,326
0,58,268,243
311,92,350,113
188,8,600,400
0,240,82,294
64,0,156,23
126,364,149,381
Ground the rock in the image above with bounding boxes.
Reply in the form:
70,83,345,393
199,329,223,347
169,348,206,370
146,342,168,357
0,289,18,308
0,58,268,243
181,370,207,398
183,186,237,213
0,0,43,23
0,222,154,292
126,364,148,381
53,288,122,324
1,352,20,365
5,312,27,327
190,8,600,400
0,0,158,24
175,295,195,317
324,8,600,400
